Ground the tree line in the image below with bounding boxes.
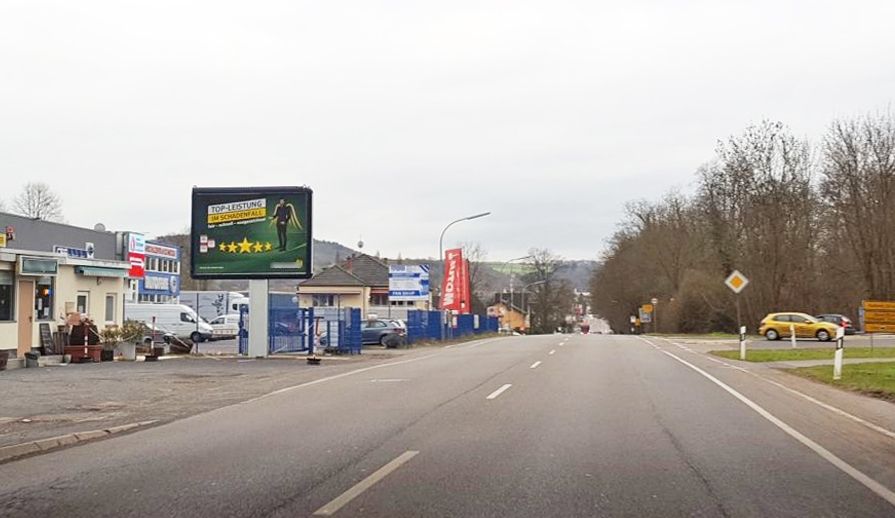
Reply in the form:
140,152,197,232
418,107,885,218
590,112,895,334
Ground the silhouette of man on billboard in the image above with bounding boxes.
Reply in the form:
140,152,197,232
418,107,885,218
270,198,302,251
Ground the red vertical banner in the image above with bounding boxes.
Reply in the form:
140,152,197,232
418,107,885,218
458,258,472,314
440,248,464,312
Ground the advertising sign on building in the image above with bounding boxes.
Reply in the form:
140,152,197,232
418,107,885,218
389,264,430,301
127,233,146,279
141,273,181,297
440,248,471,313
191,187,313,279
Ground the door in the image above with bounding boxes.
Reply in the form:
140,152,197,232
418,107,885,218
17,279,35,357
76,291,90,317
790,315,810,338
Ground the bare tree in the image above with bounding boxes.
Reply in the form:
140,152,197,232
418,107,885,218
524,248,575,334
821,112,895,299
13,182,64,221
460,242,489,313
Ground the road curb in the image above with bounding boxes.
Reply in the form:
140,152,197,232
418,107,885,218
0,420,158,465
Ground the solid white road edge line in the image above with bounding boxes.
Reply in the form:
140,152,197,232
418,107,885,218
313,450,419,516
655,337,895,440
486,384,513,400
639,337,895,508
530,361,542,369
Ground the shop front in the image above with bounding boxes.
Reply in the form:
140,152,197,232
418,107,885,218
0,214,130,360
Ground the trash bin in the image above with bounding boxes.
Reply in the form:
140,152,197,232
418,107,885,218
25,351,40,368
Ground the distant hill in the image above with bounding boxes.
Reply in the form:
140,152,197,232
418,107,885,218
154,233,357,292
152,232,594,294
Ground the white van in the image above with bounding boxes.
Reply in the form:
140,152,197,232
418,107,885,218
125,303,214,343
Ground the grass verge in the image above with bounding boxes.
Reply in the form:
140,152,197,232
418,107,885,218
710,347,895,362
787,362,895,403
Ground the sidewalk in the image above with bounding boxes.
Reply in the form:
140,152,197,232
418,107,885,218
0,352,394,453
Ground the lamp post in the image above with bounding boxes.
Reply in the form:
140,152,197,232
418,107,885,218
438,212,491,262
504,255,532,307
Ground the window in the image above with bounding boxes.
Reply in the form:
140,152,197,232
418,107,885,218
180,312,196,323
370,293,389,306
35,277,54,321
77,291,89,316
775,315,791,322
0,271,13,321
105,294,116,323
312,294,335,307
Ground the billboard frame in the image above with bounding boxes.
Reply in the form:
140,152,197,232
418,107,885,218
190,186,314,280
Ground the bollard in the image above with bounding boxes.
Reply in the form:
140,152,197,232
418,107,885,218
739,326,747,361
790,324,796,348
833,327,845,381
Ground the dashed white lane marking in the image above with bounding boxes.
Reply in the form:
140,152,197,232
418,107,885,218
246,337,501,403
639,337,895,508
486,384,513,400
530,361,542,369
548,349,556,355
313,450,419,516
654,337,895,440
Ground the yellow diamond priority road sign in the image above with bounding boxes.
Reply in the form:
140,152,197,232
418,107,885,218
725,270,749,294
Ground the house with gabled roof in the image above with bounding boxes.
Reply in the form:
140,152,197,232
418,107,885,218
297,253,428,317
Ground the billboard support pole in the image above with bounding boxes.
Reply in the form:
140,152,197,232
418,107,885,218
248,279,269,358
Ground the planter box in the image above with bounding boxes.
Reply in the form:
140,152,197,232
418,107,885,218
64,345,102,363
116,342,137,361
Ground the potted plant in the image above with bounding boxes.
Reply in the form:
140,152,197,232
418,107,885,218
99,326,121,362
115,320,145,361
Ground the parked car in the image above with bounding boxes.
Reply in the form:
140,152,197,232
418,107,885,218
207,314,240,340
758,312,838,341
815,314,856,335
361,319,406,346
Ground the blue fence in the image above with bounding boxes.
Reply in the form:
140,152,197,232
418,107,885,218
238,297,362,355
240,304,498,353
406,310,499,345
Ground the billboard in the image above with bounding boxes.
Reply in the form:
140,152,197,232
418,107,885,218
389,264,430,301
191,187,313,279
440,248,471,313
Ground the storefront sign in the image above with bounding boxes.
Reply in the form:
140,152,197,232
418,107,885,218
191,187,313,279
145,242,178,258
54,243,95,259
18,257,59,276
127,233,146,279
141,272,181,296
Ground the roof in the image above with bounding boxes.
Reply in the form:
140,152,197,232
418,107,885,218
340,254,389,287
299,265,365,287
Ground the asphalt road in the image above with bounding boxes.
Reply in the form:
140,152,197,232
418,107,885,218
2,334,895,517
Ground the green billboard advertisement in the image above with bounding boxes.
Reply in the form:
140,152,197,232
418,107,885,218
191,187,313,279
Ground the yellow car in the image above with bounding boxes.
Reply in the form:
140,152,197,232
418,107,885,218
758,312,838,342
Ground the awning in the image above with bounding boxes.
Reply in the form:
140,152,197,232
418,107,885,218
76,266,128,278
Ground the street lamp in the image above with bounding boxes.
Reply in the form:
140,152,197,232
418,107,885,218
504,255,532,307
438,212,491,261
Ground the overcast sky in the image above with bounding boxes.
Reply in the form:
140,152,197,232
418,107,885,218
2,1,894,261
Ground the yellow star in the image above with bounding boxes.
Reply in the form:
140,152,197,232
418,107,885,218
264,242,273,251
238,237,253,253
219,245,229,254
253,242,264,253
228,242,238,253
